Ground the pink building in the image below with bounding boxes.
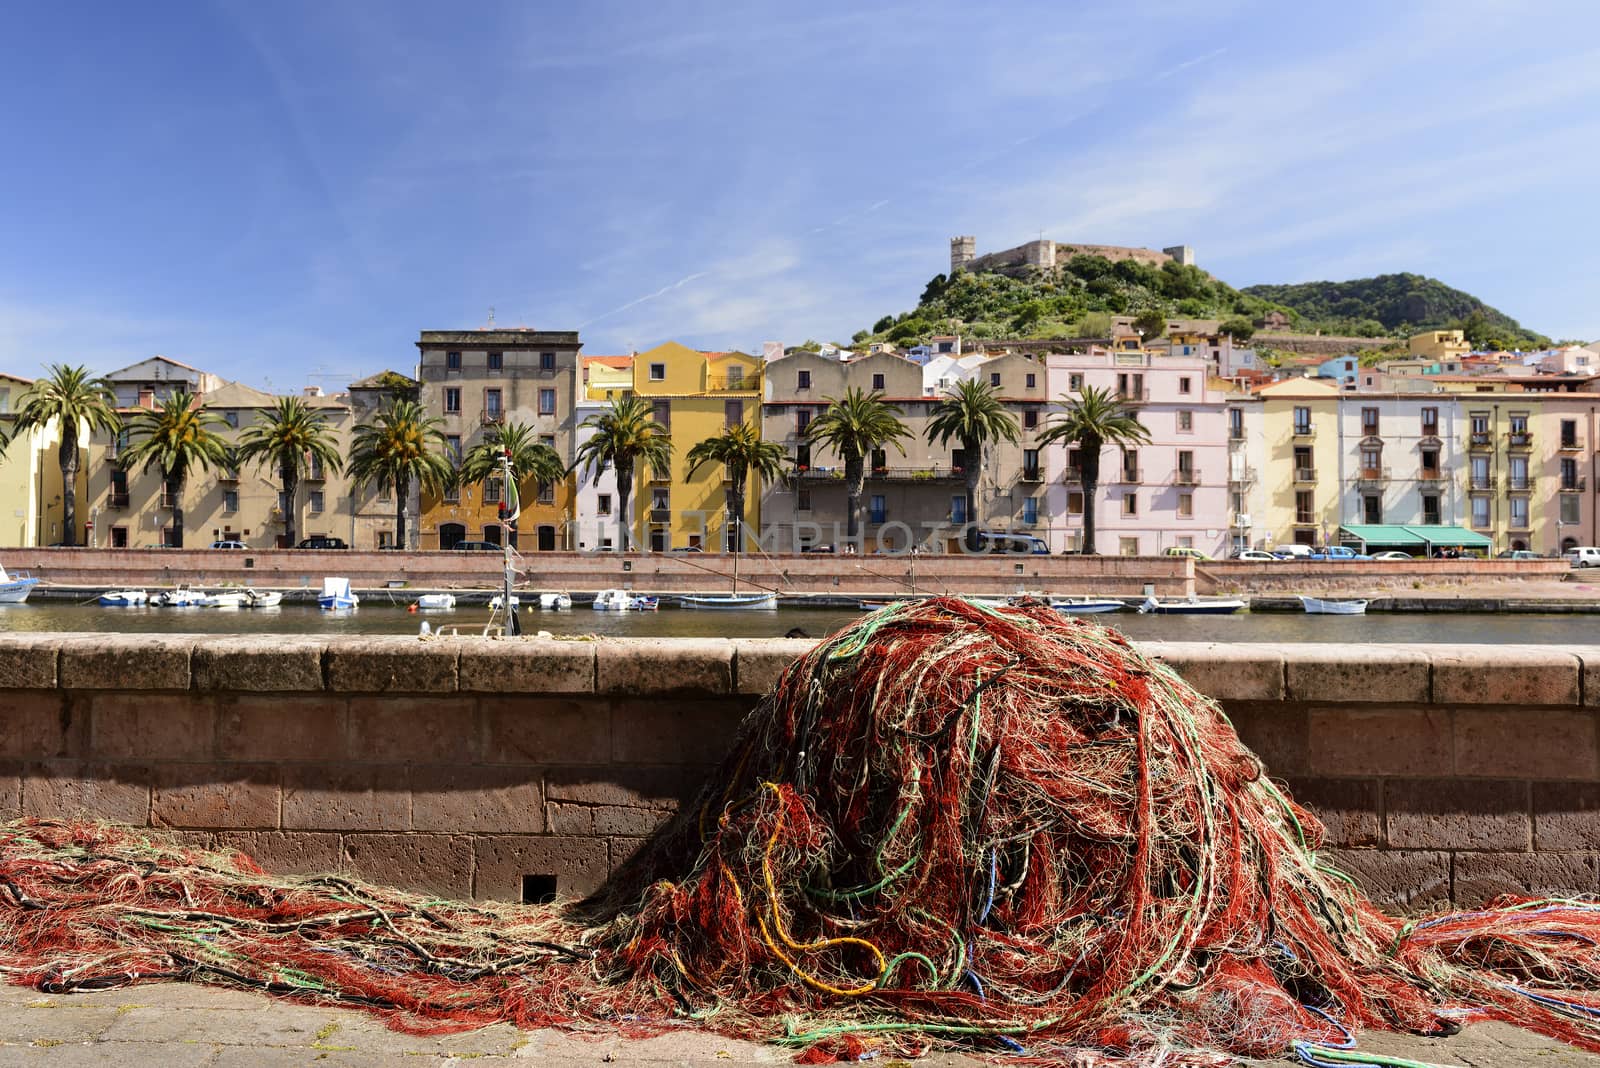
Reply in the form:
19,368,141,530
1043,351,1230,556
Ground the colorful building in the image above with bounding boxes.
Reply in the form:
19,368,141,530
1251,378,1345,549
0,372,84,547
1409,329,1471,362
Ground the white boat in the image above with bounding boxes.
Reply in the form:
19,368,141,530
1138,596,1247,616
153,588,207,607
98,590,147,607
593,589,658,611
1049,597,1126,615
679,592,778,610
318,577,359,611
487,594,520,609
1298,595,1369,615
0,564,38,605
416,593,457,610
539,592,572,610
243,590,282,608
206,592,249,609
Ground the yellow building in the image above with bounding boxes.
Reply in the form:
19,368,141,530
1254,378,1343,548
0,373,86,547
628,341,763,552
1409,329,1471,361
1459,393,1544,552
583,356,634,401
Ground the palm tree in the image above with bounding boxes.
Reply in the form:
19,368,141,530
926,378,1021,550
1037,384,1151,555
120,392,231,549
686,421,789,554
233,396,343,548
347,398,454,550
572,395,672,551
805,387,911,544
9,365,120,546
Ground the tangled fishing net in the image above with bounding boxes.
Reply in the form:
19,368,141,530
4,597,1600,1066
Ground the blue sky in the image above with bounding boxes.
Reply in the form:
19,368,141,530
4,1,1599,390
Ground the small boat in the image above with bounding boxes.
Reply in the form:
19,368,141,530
206,592,249,609
416,593,457,610
631,595,660,611
1138,596,1247,615
539,592,572,610
859,599,896,611
1049,597,1126,615
243,589,282,608
0,564,39,605
593,589,658,611
1298,595,1368,615
318,577,359,611
98,590,147,607
487,594,520,609
153,587,207,607
679,592,778,609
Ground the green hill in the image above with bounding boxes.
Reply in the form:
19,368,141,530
854,257,1549,351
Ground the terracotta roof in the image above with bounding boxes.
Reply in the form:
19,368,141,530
582,356,633,368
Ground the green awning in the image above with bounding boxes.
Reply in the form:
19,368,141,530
1338,524,1493,549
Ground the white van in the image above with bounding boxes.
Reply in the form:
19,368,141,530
1567,547,1600,568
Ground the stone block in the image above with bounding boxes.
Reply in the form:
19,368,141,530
59,635,192,691
1283,777,1381,847
1533,782,1600,850
610,698,746,765
1454,708,1598,779
0,762,22,819
595,638,733,696
1432,647,1580,707
193,637,326,692
0,634,60,689
1222,702,1308,777
89,693,213,761
1385,778,1530,851
347,696,479,763
731,639,815,696
326,638,457,693
1307,707,1452,777
152,763,279,829
593,805,669,837
1324,848,1451,912
280,764,409,831
458,639,594,693
609,836,648,872
473,834,610,901
410,765,542,833
211,830,343,876
546,802,594,836
218,695,348,762
1453,851,1598,908
545,765,707,810
0,691,72,759
1284,645,1430,704
343,833,473,898
1145,643,1284,701
484,697,610,765
23,761,150,824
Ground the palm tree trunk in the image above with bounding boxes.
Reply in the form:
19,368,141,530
281,459,298,547
395,471,409,549
616,457,635,552
964,437,981,552
1081,448,1101,556
58,424,79,547
171,468,186,549
844,450,864,546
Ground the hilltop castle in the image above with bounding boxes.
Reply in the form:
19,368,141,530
950,236,1195,276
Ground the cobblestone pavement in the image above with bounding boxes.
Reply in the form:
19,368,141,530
0,980,1595,1066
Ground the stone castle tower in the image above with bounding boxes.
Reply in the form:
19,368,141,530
950,235,975,274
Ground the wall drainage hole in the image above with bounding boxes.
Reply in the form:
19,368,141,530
522,874,558,905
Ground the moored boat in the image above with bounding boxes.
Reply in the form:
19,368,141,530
1297,595,1368,615
539,592,572,610
98,590,148,607
679,592,777,609
487,594,519,609
0,564,39,605
416,593,457,610
206,592,249,609
318,577,359,611
152,588,207,607
243,589,282,608
1049,597,1126,615
593,589,657,611
1137,596,1247,615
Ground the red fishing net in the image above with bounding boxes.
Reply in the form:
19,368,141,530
2,598,1599,1065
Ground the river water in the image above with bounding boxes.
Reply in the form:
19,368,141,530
2,601,1597,644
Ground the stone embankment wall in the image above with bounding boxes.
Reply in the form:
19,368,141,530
1,633,1597,911
1198,558,1569,594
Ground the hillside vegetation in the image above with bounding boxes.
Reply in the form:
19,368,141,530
855,257,1550,351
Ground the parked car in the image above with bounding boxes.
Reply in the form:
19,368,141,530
1308,545,1371,561
975,531,1050,554
1232,549,1278,561
1273,545,1314,560
294,536,348,550
1567,546,1600,568
1372,551,1414,561
1162,546,1212,560
450,540,502,551
800,544,835,554
1498,549,1541,560
209,540,246,550
670,545,704,553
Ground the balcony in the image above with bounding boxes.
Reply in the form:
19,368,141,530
107,493,130,509
1469,477,1494,490
1507,431,1534,450
305,466,327,482
1294,467,1317,483
1173,470,1201,486
1418,470,1446,485
1114,388,1150,404
1360,425,1381,439
1228,466,1257,486
1356,467,1390,485
480,408,505,425
649,508,672,524
1505,476,1536,492
1562,477,1587,492
1560,437,1582,452
871,466,965,482
1019,468,1044,484
1294,514,1316,526
1420,427,1440,442
706,375,760,392
218,468,240,483
1469,432,1493,449
1292,425,1316,439
159,492,180,509
1228,432,1246,447
1230,512,1252,528
1116,468,1141,484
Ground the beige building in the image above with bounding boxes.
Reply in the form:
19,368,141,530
1409,329,1471,362
0,372,86,547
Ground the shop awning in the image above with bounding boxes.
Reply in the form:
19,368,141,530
1338,524,1493,550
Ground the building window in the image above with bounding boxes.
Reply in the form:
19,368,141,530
651,487,670,515
309,490,324,514
1562,494,1582,524
1023,409,1038,430
1422,407,1439,436
1471,496,1491,527
1022,497,1038,525
990,372,1001,387
1022,449,1040,480
109,468,129,506
798,370,812,391
1177,449,1195,481
872,373,885,390
276,489,291,512
1121,448,1139,481
1361,446,1382,476
1228,407,1243,439
1122,493,1137,516
488,351,504,371
1470,412,1490,441
485,388,503,420
223,489,238,513
797,488,812,511
951,496,967,524
539,388,556,415
1119,537,1140,556
223,410,239,428
1562,419,1578,448
795,409,811,435
1293,406,1312,435
1177,410,1193,432
1178,493,1193,518
1179,376,1191,394
1421,449,1440,477
1509,456,1529,489
648,363,666,381
1363,494,1381,523
446,351,461,370
1361,407,1379,435
1025,373,1036,389
869,495,886,524
110,526,128,548
484,478,502,505
1562,457,1579,489
445,434,462,463
1067,491,1084,515
1069,373,1084,391
650,400,670,430
1470,456,1490,489
539,351,555,371
597,493,612,516
1295,490,1314,525
1510,496,1529,528
538,481,555,504
445,388,461,414
1422,493,1441,525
